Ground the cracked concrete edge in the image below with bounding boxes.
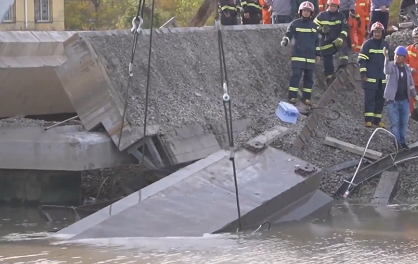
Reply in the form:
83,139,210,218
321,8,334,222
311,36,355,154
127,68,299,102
78,24,288,38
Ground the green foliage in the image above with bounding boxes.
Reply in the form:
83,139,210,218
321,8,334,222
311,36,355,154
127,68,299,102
64,0,211,30
389,0,400,25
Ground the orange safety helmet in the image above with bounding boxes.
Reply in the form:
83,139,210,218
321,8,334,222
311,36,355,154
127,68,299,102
327,0,340,5
370,22,385,32
299,1,315,12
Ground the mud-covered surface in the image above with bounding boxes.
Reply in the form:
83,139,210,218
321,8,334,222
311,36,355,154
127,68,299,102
0,117,45,127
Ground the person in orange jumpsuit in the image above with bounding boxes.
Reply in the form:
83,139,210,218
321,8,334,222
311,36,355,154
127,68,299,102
349,0,369,52
259,0,272,24
405,28,418,114
318,0,327,12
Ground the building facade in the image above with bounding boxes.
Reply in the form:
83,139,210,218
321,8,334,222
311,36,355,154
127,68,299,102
1,0,65,31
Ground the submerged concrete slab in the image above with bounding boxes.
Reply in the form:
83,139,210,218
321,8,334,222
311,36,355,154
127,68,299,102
371,171,400,206
0,126,134,171
57,147,331,239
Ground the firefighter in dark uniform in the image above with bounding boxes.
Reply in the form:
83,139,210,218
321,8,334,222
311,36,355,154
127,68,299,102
281,1,321,106
314,0,349,85
358,22,389,128
220,0,238,25
241,0,262,24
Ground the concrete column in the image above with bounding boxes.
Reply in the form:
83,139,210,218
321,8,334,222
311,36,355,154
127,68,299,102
0,169,81,205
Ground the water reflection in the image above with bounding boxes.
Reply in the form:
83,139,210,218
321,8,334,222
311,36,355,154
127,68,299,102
1,203,418,263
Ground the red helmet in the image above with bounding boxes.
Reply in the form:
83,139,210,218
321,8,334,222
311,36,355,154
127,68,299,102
371,22,385,32
327,0,340,5
299,1,315,12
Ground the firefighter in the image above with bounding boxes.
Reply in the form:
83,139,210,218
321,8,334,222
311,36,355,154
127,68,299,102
405,28,418,114
281,1,320,106
220,0,238,25
358,22,389,128
318,0,327,12
368,0,391,37
314,0,350,85
259,0,272,24
339,0,356,52
292,0,319,19
241,0,262,24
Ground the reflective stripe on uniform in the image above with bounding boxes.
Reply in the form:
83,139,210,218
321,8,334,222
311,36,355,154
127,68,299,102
284,37,290,42
292,57,316,63
321,44,334,50
316,46,320,51
358,53,369,60
340,56,348,60
317,20,342,25
341,31,348,37
359,3,365,6
360,67,367,72
374,113,382,118
366,17,370,21
365,112,374,117
369,49,384,54
382,79,387,84
409,50,417,57
296,28,317,33
289,87,299,91
367,78,376,82
303,88,312,93
221,6,236,11
241,1,261,9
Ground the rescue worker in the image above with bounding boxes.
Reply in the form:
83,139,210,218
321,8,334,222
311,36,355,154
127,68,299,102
405,28,418,114
220,0,238,25
338,0,357,52
358,22,389,128
292,0,319,19
266,0,292,24
241,0,262,24
369,0,391,37
350,0,369,52
260,0,272,24
318,0,327,11
383,46,418,150
281,1,321,106
314,0,350,85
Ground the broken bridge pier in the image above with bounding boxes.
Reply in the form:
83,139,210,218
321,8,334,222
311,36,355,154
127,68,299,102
0,25,335,234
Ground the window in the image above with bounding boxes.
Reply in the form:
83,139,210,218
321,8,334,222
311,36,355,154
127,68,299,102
35,0,51,22
2,3,14,23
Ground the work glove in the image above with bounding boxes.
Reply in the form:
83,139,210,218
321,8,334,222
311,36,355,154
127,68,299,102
349,9,356,18
333,37,344,47
281,38,288,47
319,25,330,34
356,17,362,28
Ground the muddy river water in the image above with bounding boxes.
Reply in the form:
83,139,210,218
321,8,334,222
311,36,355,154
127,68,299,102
1,203,418,263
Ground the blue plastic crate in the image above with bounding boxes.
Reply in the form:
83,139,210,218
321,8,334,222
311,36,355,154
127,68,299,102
276,102,299,124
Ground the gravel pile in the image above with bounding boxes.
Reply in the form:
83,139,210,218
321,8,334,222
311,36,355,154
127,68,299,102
386,29,413,48
89,27,310,132
0,117,45,127
294,83,418,196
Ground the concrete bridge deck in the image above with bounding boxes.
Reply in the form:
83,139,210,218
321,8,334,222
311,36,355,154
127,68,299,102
57,147,333,239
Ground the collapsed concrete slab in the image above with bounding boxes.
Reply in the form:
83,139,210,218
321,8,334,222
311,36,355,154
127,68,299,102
0,31,76,118
57,146,332,239
0,125,134,171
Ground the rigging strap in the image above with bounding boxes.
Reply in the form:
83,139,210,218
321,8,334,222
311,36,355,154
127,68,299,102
118,0,156,171
215,15,242,231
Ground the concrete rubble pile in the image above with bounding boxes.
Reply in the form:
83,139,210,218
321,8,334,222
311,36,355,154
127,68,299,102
386,29,414,49
81,27,418,201
88,26,327,133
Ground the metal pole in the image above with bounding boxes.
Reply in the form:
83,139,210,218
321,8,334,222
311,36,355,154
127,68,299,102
43,116,79,131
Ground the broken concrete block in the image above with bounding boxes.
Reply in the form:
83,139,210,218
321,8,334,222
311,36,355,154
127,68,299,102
245,125,290,153
371,171,400,205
